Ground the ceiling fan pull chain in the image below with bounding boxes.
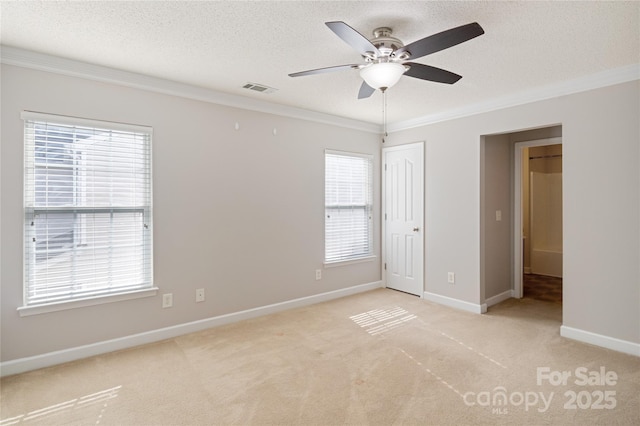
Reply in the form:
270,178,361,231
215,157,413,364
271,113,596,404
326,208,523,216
383,89,388,141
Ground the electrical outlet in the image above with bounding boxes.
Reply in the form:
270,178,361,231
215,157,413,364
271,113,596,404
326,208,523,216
315,269,322,280
162,293,173,308
196,288,205,303
447,272,455,284
496,210,502,221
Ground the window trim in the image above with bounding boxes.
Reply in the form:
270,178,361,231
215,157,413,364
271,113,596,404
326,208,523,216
20,111,154,314
21,110,153,134
323,255,376,268
324,149,374,265
17,287,159,317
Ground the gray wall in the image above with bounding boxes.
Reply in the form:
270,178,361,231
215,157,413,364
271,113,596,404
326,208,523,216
2,62,638,364
0,64,381,362
481,134,512,301
386,80,640,345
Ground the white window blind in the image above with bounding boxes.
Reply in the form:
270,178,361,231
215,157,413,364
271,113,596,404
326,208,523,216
325,150,373,263
23,112,153,307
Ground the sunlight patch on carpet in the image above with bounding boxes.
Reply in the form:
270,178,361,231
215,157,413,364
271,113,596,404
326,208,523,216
349,307,417,335
399,348,465,398
0,385,121,425
439,332,507,369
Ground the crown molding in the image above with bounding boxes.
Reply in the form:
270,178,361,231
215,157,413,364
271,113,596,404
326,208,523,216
0,45,381,134
389,63,640,132
3,46,637,135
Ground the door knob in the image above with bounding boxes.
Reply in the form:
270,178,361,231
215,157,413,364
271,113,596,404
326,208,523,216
413,227,420,232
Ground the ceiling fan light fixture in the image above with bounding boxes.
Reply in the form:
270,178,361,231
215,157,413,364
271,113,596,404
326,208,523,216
360,62,406,91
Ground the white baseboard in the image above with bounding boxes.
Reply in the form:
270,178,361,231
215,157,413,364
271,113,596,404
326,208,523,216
560,326,640,357
424,291,487,314
485,289,514,308
0,281,383,377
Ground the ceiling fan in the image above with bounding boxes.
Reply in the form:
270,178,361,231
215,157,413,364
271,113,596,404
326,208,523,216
289,21,485,99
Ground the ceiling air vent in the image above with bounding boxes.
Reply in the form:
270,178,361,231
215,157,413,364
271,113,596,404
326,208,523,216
242,82,277,94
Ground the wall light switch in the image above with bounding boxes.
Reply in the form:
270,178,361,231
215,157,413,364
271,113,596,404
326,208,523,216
196,288,205,303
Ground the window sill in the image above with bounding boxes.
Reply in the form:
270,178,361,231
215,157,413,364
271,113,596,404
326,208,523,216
17,287,159,317
324,255,377,268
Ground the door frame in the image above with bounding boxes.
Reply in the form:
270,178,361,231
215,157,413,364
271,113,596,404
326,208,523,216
382,141,425,297
513,137,562,298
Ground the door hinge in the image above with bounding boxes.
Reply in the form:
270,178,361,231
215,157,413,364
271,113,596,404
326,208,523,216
384,164,387,171
384,263,387,270
385,213,387,220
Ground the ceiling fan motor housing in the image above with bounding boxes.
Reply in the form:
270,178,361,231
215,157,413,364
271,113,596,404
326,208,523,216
368,27,409,61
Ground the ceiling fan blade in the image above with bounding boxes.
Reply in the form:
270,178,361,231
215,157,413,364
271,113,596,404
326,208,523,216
326,21,380,57
357,81,375,99
395,22,484,60
404,63,462,84
289,64,360,77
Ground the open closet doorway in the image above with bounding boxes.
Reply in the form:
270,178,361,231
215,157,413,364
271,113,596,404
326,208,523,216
514,137,563,302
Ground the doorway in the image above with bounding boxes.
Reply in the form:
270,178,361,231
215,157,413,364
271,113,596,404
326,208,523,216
514,137,563,300
382,142,424,297
481,126,563,309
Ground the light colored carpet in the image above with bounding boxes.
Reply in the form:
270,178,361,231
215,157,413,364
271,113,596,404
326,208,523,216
1,288,639,425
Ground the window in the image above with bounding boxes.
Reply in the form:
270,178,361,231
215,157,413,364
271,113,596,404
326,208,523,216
22,112,153,311
325,150,373,263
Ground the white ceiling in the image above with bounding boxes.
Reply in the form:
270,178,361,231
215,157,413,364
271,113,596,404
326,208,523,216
1,1,639,127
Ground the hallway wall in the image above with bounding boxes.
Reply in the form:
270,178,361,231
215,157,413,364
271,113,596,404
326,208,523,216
385,80,640,353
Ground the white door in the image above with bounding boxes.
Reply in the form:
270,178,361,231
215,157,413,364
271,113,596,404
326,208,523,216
383,143,424,296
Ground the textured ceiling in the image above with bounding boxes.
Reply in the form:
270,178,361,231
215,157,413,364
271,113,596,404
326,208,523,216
1,1,639,126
